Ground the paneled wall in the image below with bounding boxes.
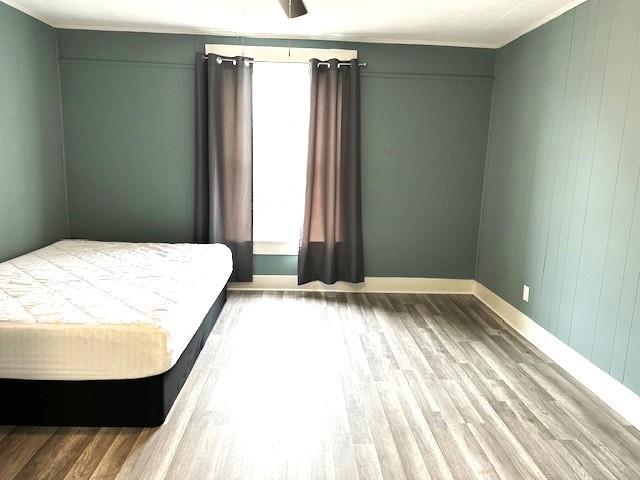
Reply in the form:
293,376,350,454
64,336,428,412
58,31,495,278
477,0,640,394
5,0,640,398
0,2,68,261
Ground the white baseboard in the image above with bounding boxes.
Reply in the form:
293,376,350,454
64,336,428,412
229,274,640,430
229,275,475,294
230,275,640,430
473,281,640,431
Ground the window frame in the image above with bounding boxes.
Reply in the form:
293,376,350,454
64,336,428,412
205,44,358,256
204,44,358,63
253,241,299,255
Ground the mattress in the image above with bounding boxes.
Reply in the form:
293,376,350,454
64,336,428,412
0,240,232,380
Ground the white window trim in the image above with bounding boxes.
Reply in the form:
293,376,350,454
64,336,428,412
206,44,355,256
204,44,358,63
254,241,299,256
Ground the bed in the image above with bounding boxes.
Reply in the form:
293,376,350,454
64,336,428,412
0,240,232,427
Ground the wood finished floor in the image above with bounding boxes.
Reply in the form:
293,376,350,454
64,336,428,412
1,291,640,480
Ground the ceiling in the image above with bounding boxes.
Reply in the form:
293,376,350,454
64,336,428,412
4,0,586,48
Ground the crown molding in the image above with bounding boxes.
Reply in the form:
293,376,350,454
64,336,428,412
497,0,588,47
1,0,55,25
51,23,501,49
4,0,587,50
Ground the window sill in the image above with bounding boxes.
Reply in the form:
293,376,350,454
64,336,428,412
254,241,299,255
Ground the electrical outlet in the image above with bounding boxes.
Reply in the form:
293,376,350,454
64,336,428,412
523,285,530,302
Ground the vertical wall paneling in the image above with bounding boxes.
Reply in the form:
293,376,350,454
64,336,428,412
478,0,640,396
58,32,495,278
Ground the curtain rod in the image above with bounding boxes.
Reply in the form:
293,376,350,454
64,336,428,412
202,56,367,68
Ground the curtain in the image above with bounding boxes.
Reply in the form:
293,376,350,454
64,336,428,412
298,59,364,285
196,54,253,282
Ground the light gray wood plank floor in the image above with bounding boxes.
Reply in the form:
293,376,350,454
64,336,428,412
1,291,640,479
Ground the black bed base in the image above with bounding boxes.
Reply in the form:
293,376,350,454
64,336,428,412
0,287,227,428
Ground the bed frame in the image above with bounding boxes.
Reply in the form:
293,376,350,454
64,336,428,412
0,287,227,428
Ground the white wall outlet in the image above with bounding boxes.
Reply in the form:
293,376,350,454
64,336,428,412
523,285,530,302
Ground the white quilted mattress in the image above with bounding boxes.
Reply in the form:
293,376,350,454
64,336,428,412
0,240,232,380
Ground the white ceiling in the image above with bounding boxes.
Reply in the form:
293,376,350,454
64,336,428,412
4,0,587,48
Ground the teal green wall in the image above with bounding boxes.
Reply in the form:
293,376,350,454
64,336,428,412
58,31,495,278
5,0,640,398
0,3,68,261
254,255,298,276
477,0,640,394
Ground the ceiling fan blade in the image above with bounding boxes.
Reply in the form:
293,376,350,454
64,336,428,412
278,0,308,18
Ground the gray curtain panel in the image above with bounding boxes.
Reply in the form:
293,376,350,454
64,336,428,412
196,54,253,282
298,59,364,285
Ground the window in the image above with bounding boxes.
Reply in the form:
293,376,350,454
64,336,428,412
252,62,310,255
204,45,358,255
